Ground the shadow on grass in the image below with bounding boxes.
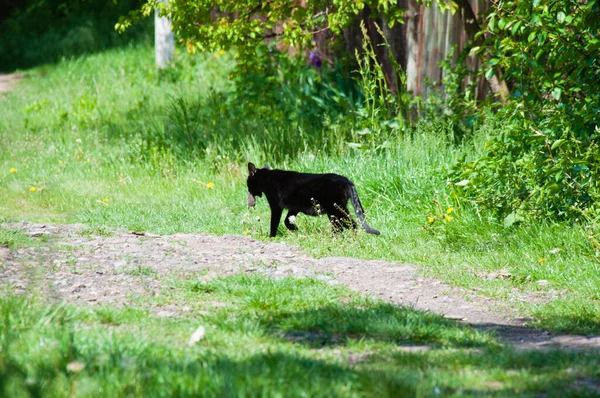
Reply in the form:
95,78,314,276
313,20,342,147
2,293,600,396
258,302,496,349
528,312,600,337
262,303,600,352
0,0,151,72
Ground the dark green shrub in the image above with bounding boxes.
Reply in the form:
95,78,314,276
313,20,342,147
449,0,600,221
0,0,151,71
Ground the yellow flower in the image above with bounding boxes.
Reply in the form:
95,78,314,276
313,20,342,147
58,160,63,164
102,197,109,203
243,229,250,235
538,257,546,264
444,215,453,222
29,186,36,192
10,167,16,173
219,49,225,55
206,182,215,189
446,207,454,214
427,216,435,224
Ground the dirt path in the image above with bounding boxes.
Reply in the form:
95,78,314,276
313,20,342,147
0,73,24,97
1,222,599,351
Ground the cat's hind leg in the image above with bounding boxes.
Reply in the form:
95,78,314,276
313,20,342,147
337,204,357,230
327,204,356,233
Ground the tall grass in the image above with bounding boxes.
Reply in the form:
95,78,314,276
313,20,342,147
1,44,599,335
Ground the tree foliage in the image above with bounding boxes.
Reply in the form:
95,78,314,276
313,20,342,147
117,0,405,57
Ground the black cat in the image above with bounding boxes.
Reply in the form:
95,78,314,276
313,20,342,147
246,162,380,237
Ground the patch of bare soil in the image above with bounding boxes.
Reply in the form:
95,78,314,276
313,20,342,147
0,73,24,97
1,222,599,351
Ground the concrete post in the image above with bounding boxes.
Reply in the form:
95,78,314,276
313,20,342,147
155,0,174,69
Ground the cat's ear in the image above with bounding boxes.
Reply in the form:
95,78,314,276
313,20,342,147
263,164,271,170
248,162,257,176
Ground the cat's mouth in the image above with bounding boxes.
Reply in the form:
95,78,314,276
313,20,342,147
247,193,256,208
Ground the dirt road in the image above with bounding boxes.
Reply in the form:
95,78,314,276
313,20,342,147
1,221,599,351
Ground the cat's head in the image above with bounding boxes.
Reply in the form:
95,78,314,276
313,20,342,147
247,162,271,206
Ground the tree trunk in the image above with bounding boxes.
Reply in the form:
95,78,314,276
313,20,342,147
455,0,509,103
155,0,174,69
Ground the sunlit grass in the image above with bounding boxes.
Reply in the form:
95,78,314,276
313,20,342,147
1,44,599,335
2,275,599,397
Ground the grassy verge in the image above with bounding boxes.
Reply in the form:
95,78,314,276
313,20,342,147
0,44,599,335
2,274,600,397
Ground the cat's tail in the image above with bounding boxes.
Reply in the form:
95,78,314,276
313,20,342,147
349,184,381,235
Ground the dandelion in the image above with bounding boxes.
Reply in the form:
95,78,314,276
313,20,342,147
29,186,36,192
206,182,215,189
219,49,225,55
10,167,16,173
243,229,250,235
102,197,109,203
288,215,296,224
427,216,435,224
446,207,454,214
444,215,453,222
538,257,546,264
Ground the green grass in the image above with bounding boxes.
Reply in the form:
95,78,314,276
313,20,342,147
2,275,600,397
0,226,32,248
1,43,600,337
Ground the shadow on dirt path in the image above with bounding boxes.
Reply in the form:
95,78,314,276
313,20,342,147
1,221,599,351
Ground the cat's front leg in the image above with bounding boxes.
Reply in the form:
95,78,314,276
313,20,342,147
269,207,283,237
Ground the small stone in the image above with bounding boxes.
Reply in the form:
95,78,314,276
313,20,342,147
26,231,48,238
188,325,206,345
444,314,466,321
156,310,175,318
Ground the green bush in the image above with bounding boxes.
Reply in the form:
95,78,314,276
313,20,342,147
143,45,362,162
451,113,600,221
448,0,600,221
